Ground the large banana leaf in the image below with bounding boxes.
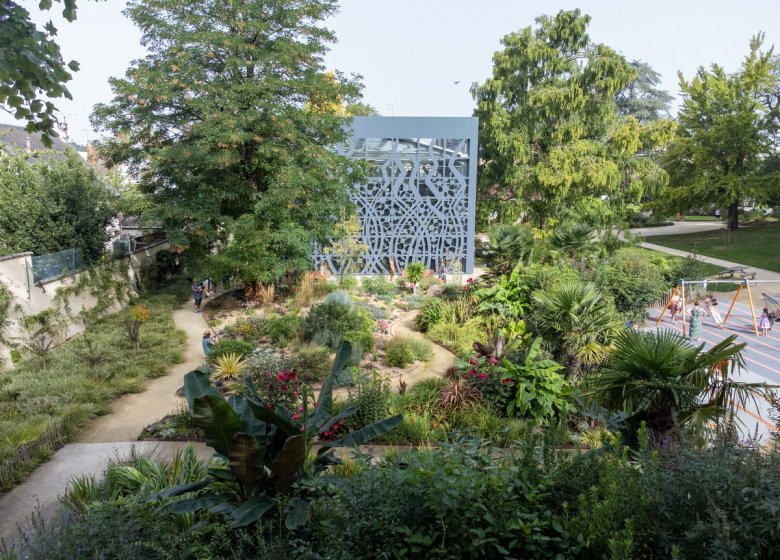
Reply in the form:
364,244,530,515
168,495,225,514
146,479,211,502
317,404,358,434
326,414,403,449
309,342,353,431
192,395,243,458
231,496,275,528
270,434,306,492
244,399,298,436
184,368,221,411
229,395,271,441
229,432,264,496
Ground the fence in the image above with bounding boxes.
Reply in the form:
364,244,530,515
0,421,65,491
29,248,83,285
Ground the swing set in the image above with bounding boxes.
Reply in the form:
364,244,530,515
656,279,780,337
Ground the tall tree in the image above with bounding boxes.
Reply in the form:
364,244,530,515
663,35,780,229
0,150,113,262
472,10,672,229
616,60,674,122
92,0,362,290
0,1,81,146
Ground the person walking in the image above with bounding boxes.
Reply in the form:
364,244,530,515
192,280,204,313
438,257,447,282
688,301,704,341
759,307,772,336
709,297,724,328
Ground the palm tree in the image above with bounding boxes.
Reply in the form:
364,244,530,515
549,222,599,260
480,223,536,276
532,280,622,377
582,330,772,445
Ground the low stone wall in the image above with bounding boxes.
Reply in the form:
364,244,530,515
0,241,169,364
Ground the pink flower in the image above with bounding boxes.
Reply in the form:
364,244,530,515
292,413,300,420
469,369,477,377
478,373,486,380
288,371,297,380
469,357,478,365
313,401,317,407
462,374,468,379
488,356,497,366
298,405,304,412
466,278,473,284
277,372,287,382
300,426,305,432
502,378,512,385
279,384,288,392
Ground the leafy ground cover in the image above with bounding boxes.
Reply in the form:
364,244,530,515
647,223,780,272
0,285,187,491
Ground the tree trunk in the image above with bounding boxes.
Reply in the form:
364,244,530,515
727,196,740,230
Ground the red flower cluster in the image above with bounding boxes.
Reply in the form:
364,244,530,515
320,418,346,441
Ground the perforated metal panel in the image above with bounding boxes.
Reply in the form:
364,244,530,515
315,117,478,275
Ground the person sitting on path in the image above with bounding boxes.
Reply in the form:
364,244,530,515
759,307,772,336
688,301,704,341
202,330,218,356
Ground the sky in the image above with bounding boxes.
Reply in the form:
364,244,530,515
4,0,780,144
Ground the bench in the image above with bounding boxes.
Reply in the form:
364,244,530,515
717,266,746,279
739,272,756,280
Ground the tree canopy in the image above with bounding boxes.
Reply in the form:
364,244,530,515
0,150,114,262
662,34,780,229
0,1,82,147
472,9,674,229
616,60,673,123
92,0,362,291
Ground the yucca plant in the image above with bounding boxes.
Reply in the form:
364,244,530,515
211,352,247,381
150,342,402,529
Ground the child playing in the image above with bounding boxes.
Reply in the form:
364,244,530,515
759,307,771,336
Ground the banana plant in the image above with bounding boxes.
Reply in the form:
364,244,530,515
149,342,402,529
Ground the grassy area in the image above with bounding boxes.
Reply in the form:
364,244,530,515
682,215,720,222
648,223,780,273
0,285,187,491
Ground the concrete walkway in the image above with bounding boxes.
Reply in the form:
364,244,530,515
630,220,724,238
0,301,210,548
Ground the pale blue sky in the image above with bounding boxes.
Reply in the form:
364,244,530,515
4,0,780,144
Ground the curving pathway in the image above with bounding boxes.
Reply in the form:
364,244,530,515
0,300,210,548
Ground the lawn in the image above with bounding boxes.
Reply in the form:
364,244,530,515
682,215,720,222
647,223,780,273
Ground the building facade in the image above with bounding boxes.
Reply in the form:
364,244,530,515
316,116,478,275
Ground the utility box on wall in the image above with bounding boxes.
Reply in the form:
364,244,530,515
315,116,478,275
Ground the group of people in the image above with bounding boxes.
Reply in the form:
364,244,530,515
669,293,774,340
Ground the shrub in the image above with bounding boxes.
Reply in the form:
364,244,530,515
427,317,485,357
338,275,358,291
384,337,431,368
139,405,204,441
243,346,290,380
289,343,332,383
264,313,301,346
361,276,395,297
345,371,391,430
439,283,462,301
209,339,255,362
302,298,374,355
417,298,444,332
